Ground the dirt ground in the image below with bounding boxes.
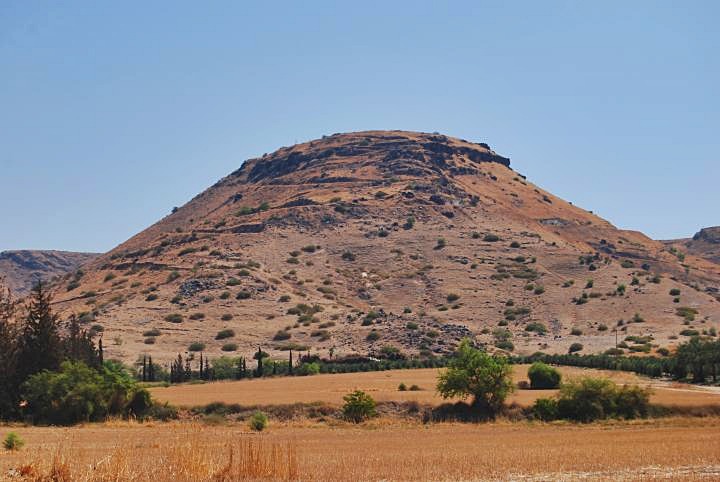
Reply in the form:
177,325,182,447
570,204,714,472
149,365,720,408
1,418,719,481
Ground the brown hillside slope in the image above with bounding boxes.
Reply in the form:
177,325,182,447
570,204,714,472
0,250,98,295
49,131,720,365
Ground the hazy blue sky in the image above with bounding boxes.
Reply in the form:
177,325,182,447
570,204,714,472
1,1,718,253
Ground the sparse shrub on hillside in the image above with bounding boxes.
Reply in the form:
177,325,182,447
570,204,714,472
527,362,561,389
164,313,183,323
525,322,547,335
273,330,291,341
221,314,233,321
236,290,251,300
406,322,418,330
215,329,235,340
341,251,356,261
483,234,500,242
570,328,583,336
221,343,238,352
510,241,520,248
620,260,635,268
446,293,460,303
219,291,231,300
669,288,681,296
568,342,584,353
189,312,205,321
104,273,116,283
342,390,377,423
188,342,205,352
676,307,698,321
143,328,161,337
398,383,407,391
435,238,446,250
366,331,380,342
145,294,158,301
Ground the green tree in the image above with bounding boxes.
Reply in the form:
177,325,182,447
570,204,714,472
527,362,561,389
436,338,513,414
0,280,19,419
342,390,377,423
21,360,149,425
17,282,63,382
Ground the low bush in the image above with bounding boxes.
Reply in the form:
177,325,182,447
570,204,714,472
3,432,24,451
188,342,205,352
534,377,651,422
164,313,183,323
527,362,561,389
249,411,268,431
342,390,377,423
215,329,235,340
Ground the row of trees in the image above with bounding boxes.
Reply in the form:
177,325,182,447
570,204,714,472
512,337,720,384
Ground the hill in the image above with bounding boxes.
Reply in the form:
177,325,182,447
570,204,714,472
663,227,720,266
0,250,98,295
49,131,720,365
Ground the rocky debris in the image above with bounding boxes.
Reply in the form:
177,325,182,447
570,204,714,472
179,279,218,297
539,218,570,227
280,197,319,208
231,223,266,233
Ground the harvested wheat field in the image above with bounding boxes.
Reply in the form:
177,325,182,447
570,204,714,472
2,419,720,481
150,365,720,408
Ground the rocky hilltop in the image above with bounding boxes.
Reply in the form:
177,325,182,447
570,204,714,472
663,226,720,266
48,131,720,364
0,250,98,295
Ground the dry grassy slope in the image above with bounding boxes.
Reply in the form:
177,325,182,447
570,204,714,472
49,131,720,365
0,250,98,295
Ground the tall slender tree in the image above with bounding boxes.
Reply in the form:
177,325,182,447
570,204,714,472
17,282,63,382
0,279,19,418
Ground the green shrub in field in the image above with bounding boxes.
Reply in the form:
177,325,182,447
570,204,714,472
22,361,152,425
3,432,24,451
553,377,650,422
342,390,377,423
249,411,268,431
527,362,561,389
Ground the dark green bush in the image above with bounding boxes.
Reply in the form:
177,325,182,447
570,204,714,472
342,390,377,423
527,362,561,389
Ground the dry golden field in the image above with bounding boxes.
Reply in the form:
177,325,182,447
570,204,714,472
150,365,720,408
2,419,720,481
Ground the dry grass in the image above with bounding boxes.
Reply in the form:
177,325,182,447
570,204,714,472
2,419,720,481
150,365,720,408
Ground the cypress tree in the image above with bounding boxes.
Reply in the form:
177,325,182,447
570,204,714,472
148,356,155,382
289,350,293,375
